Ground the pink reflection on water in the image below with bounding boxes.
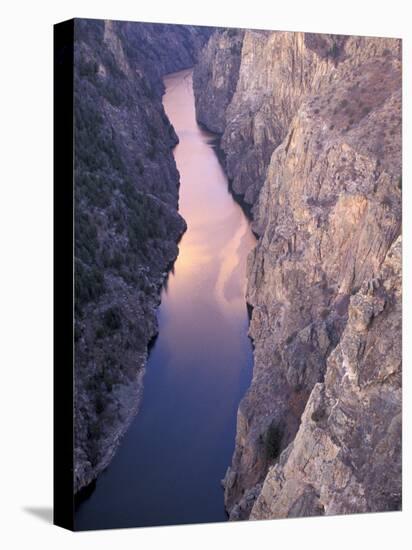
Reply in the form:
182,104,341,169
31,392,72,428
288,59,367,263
163,70,256,324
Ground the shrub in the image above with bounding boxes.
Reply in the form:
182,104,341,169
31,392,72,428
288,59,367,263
102,79,126,107
95,396,104,414
328,43,340,60
109,251,124,270
382,195,392,209
148,136,157,160
74,323,81,342
79,59,98,78
75,260,105,310
95,326,105,339
311,406,326,423
264,422,282,461
226,28,238,38
103,306,122,331
320,308,329,320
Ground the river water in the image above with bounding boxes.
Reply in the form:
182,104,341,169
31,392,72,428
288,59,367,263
75,69,256,530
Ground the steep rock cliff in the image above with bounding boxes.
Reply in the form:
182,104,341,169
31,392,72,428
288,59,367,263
74,19,210,493
251,236,401,518
193,28,244,133
193,30,401,519
194,30,341,204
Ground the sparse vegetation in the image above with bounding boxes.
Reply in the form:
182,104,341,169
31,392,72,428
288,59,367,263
73,18,199,492
264,422,282,461
327,42,340,60
311,405,326,423
75,260,104,311
103,306,122,331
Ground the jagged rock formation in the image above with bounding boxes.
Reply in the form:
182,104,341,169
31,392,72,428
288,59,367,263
74,19,210,493
251,236,402,518
193,28,244,133
193,30,402,519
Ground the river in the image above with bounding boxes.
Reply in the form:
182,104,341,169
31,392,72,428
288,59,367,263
75,69,256,530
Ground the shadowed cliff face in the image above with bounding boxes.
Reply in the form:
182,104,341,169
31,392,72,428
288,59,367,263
74,19,211,493
193,30,401,519
193,29,244,134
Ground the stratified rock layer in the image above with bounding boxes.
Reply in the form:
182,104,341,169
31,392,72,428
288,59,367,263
74,19,210,493
194,30,401,519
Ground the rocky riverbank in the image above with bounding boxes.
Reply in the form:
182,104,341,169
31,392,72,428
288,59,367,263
74,19,210,493
193,29,402,519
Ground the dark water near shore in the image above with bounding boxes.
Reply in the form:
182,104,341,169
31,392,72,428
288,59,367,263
75,69,256,530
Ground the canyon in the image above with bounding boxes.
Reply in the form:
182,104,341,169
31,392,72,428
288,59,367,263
74,19,211,493
74,20,402,524
75,69,255,529
194,29,401,519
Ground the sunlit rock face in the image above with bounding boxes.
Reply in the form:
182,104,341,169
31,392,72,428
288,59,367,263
74,19,211,493
194,30,401,519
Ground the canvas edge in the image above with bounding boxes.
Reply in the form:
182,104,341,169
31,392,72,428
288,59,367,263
53,18,75,532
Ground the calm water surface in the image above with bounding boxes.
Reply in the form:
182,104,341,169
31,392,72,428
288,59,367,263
75,69,256,530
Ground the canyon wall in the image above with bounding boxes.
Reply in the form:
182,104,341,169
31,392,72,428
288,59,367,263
193,30,402,519
74,19,210,493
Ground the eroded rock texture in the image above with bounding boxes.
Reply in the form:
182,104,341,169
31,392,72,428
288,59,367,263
74,19,210,492
194,30,401,519
251,236,402,518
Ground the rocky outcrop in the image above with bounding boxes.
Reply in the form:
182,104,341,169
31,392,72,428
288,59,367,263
74,19,210,493
251,236,402,518
195,30,336,204
193,30,401,519
193,28,244,134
